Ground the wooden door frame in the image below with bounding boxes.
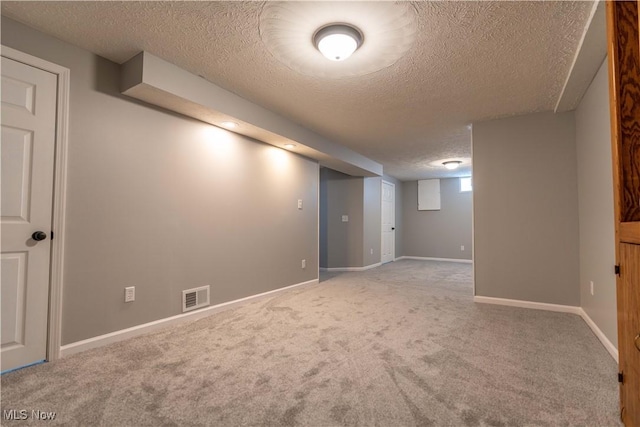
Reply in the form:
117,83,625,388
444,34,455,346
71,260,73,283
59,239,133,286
606,0,640,424
381,180,395,263
607,0,640,245
1,45,70,363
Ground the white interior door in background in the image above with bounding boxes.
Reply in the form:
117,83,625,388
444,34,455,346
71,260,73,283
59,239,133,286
381,181,395,264
1,57,57,372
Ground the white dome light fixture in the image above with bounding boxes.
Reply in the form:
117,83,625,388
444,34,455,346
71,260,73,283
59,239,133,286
259,2,416,78
443,160,462,170
313,24,363,61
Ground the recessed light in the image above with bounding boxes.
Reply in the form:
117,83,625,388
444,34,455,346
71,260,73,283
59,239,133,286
313,24,363,61
221,121,238,129
284,143,297,149
443,161,462,170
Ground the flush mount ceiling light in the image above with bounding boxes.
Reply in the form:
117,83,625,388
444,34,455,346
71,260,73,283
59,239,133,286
313,24,363,61
259,2,416,78
221,121,238,129
443,161,462,170
429,158,471,171
284,143,297,149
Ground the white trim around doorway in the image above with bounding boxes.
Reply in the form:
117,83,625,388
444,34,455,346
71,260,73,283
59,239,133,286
381,180,396,264
1,45,70,362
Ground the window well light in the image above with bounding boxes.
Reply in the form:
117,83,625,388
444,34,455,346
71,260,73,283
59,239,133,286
313,24,363,61
443,161,462,170
221,121,238,129
460,177,472,192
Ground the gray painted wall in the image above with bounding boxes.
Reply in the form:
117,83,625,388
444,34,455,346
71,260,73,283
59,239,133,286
319,169,364,268
319,172,329,268
2,18,319,345
402,179,472,260
319,169,384,268
473,112,580,306
576,58,617,347
383,174,404,258
363,177,382,266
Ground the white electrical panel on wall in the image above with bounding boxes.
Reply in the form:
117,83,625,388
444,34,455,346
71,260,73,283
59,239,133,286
418,179,441,211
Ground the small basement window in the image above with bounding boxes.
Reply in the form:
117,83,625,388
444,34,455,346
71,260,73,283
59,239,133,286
460,177,472,192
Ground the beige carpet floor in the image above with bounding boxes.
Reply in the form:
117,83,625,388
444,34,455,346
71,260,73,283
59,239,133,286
1,260,620,426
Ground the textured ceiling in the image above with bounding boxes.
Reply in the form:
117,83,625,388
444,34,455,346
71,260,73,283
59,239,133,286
1,1,595,181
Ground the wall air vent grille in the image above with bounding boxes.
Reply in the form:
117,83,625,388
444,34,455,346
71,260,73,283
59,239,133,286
182,285,210,312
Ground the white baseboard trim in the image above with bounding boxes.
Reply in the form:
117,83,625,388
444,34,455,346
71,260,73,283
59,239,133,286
474,296,618,362
397,256,473,264
473,296,582,314
319,262,382,272
578,308,618,363
60,278,319,358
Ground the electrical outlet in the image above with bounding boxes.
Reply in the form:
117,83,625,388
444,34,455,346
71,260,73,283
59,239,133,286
302,259,306,269
370,248,373,255
590,281,594,296
461,245,465,251
297,199,303,210
125,286,135,303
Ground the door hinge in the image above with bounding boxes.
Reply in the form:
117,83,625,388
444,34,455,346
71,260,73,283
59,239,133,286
615,265,621,276
618,372,624,383
50,231,54,241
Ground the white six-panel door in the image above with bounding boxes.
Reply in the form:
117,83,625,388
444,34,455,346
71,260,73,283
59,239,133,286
1,57,57,372
381,181,395,264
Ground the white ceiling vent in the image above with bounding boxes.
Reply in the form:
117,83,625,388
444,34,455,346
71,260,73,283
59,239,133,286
182,286,210,313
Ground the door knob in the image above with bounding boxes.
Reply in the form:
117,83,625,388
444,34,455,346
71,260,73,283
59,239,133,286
391,227,395,230
31,231,47,241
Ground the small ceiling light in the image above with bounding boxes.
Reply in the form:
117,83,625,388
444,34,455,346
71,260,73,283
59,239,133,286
313,24,363,61
284,143,297,149
221,121,238,129
443,161,462,170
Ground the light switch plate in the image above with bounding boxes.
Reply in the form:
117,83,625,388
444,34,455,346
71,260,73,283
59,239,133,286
125,286,135,303
342,215,349,222
297,199,303,210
